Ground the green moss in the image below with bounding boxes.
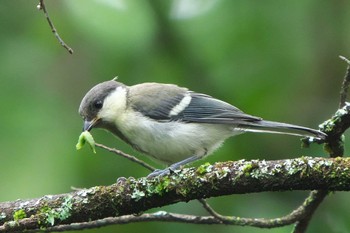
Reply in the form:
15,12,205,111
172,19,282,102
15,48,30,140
284,158,307,176
242,163,253,174
131,189,145,201
38,195,73,226
318,105,347,133
240,161,259,178
42,206,55,226
154,177,171,195
0,212,6,220
215,166,231,179
76,187,100,205
13,209,26,221
196,162,212,175
58,196,73,220
6,221,17,228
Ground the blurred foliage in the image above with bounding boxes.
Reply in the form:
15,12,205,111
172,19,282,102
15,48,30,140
1,0,350,232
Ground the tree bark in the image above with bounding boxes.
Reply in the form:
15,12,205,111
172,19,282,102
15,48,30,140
1,156,350,232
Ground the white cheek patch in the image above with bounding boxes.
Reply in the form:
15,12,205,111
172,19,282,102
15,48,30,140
98,86,127,121
169,93,192,117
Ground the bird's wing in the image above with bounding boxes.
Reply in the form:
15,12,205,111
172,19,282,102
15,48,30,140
128,83,326,139
175,92,261,124
129,83,189,120
129,83,260,124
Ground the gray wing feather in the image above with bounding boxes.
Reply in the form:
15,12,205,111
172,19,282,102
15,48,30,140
130,83,260,123
176,93,261,123
129,83,188,120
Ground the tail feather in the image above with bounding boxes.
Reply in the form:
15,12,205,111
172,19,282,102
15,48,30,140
236,120,327,140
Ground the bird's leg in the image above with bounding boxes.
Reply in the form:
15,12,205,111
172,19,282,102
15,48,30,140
147,155,200,178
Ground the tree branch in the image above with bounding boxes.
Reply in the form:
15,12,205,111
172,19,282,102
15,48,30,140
1,157,350,232
338,55,350,108
292,190,328,233
292,56,350,232
37,0,73,54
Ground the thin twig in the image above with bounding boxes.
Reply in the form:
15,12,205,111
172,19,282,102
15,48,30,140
95,143,156,171
339,55,350,108
37,0,74,54
292,190,328,233
199,190,328,229
198,199,224,223
12,209,300,233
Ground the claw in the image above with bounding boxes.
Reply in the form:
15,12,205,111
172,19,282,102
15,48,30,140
147,168,172,178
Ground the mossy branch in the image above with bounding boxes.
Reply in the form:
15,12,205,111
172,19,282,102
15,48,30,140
292,56,350,233
1,156,350,232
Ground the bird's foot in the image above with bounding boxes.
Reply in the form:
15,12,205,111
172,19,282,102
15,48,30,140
147,168,173,178
147,155,199,178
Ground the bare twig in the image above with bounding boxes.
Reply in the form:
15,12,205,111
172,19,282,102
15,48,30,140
11,212,222,233
95,143,156,171
198,199,224,223
339,55,350,108
37,0,73,54
199,191,328,229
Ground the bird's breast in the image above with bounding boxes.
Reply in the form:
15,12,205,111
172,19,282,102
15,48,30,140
113,111,233,165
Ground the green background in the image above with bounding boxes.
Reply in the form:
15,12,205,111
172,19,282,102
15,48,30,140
1,1,350,232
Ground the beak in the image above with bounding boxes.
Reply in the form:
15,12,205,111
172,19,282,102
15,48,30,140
83,118,100,131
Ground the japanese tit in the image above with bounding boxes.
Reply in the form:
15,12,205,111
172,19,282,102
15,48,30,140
79,80,326,177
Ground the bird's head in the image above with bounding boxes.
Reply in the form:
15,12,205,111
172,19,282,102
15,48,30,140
79,80,128,132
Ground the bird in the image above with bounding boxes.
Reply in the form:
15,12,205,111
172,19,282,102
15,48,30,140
78,80,327,177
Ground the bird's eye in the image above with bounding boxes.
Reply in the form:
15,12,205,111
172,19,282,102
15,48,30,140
93,100,103,109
